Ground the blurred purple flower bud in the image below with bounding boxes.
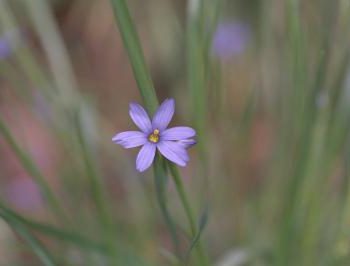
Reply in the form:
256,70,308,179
4,178,43,211
0,39,12,60
211,21,250,60
0,29,25,60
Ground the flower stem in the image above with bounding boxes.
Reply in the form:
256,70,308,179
153,155,181,258
169,165,210,266
109,0,159,114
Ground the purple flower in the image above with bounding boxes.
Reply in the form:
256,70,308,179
112,98,196,172
211,21,250,59
4,178,43,211
0,29,25,60
0,39,12,60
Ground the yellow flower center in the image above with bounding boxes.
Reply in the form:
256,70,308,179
148,129,160,143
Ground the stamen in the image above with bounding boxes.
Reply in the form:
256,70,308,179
148,129,160,143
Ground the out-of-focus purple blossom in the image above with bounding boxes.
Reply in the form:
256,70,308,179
211,21,250,60
0,29,24,60
4,178,43,211
33,91,54,123
0,39,12,60
316,91,329,109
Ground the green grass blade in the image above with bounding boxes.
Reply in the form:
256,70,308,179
0,203,107,254
0,116,67,221
185,205,209,262
187,0,207,144
169,164,210,266
109,0,159,113
73,108,119,264
153,155,181,258
0,208,56,266
24,0,78,103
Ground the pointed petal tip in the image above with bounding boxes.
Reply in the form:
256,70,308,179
136,166,145,172
177,160,187,167
161,127,196,141
179,139,197,149
112,133,122,142
165,98,175,107
166,98,175,103
129,101,139,108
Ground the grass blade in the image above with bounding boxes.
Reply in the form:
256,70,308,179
185,205,209,263
169,164,210,266
0,203,107,254
153,155,181,258
0,208,56,266
109,0,159,113
0,116,67,221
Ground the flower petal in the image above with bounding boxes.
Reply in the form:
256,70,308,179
112,131,147,148
129,102,152,133
178,139,197,149
157,140,189,167
152,98,175,130
136,142,156,172
161,127,196,141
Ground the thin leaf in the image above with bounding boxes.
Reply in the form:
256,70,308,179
0,209,56,266
169,164,210,265
109,0,159,114
0,116,67,221
185,204,209,262
73,107,119,264
153,155,181,258
0,204,107,254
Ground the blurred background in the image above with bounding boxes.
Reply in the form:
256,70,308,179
1,0,350,265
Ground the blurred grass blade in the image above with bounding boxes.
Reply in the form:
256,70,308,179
110,0,158,113
0,116,67,221
185,205,209,262
24,0,78,104
154,155,181,258
187,0,207,142
169,164,210,265
73,108,119,264
0,203,107,254
0,208,56,266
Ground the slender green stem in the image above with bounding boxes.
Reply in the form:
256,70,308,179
109,0,158,114
169,165,209,266
153,155,181,258
74,109,119,265
169,166,196,233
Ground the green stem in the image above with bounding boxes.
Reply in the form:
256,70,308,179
169,166,196,233
169,165,210,266
153,155,181,258
109,0,158,114
74,109,119,265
